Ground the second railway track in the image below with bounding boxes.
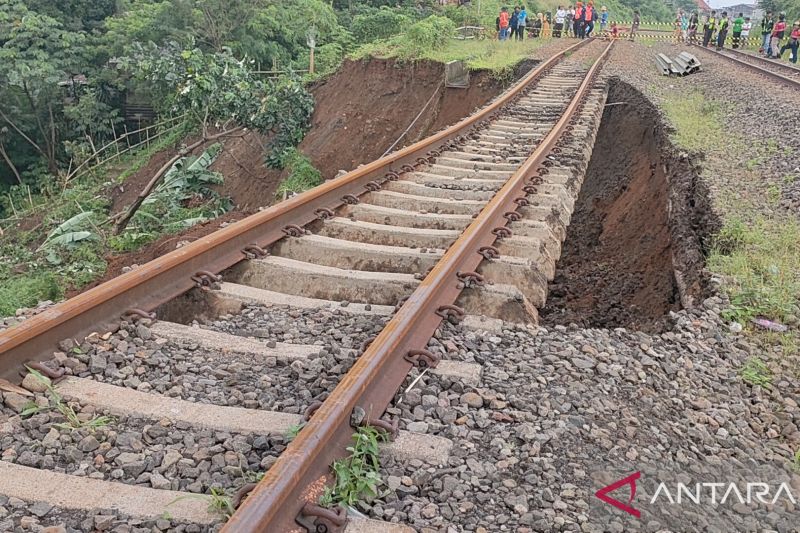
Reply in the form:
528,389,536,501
0,38,613,532
694,44,800,86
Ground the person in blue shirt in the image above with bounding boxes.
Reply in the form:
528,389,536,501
600,5,609,34
517,5,528,40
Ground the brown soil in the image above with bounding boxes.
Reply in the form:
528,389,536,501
540,80,715,332
75,58,533,296
297,58,534,179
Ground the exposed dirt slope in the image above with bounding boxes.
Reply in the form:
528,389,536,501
81,58,530,295
541,80,714,332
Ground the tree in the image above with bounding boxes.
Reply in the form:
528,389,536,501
0,0,86,176
113,43,314,232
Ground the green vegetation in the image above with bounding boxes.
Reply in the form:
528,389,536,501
285,422,306,442
660,86,800,383
22,368,115,430
661,92,732,154
709,218,800,325
320,426,388,508
740,357,773,387
207,487,235,518
275,149,324,199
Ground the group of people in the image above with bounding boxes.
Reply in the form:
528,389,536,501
496,5,528,40
758,11,800,64
496,2,618,41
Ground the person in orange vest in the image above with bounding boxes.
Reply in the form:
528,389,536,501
574,1,584,38
498,6,510,40
584,1,596,38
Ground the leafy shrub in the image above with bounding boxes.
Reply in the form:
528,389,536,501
351,7,411,43
275,149,323,198
0,271,63,316
396,15,456,58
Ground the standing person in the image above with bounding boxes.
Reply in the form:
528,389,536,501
629,10,640,41
566,5,575,37
575,1,585,38
688,11,699,44
716,12,729,50
741,17,752,48
555,5,566,37
543,12,551,37
600,6,609,34
702,10,717,47
583,1,595,38
675,10,684,42
680,10,689,43
510,7,520,41
771,14,787,58
778,20,800,63
760,11,774,56
732,12,744,48
517,5,527,40
498,7,510,41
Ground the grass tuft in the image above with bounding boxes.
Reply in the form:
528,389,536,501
740,357,772,387
321,426,388,508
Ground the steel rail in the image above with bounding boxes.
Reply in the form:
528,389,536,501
692,44,800,87
225,39,615,533
0,39,591,380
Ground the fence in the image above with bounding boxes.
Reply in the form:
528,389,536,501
64,114,187,186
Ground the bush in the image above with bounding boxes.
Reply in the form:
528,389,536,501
351,7,412,43
397,15,456,58
275,149,323,198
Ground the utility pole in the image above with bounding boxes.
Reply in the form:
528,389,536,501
307,26,318,75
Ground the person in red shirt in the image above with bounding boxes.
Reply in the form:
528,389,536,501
778,20,800,63
574,1,584,37
770,14,787,58
498,7,511,40
584,1,595,38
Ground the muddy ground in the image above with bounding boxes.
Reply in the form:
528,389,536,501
541,80,716,332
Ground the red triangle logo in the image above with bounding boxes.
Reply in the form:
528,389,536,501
595,471,641,518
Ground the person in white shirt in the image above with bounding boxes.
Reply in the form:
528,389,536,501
555,6,567,37
741,17,752,46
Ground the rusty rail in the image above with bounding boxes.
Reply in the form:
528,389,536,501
0,39,592,381
693,44,800,87
224,39,615,532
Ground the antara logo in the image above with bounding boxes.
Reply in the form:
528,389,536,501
595,472,641,518
594,472,797,518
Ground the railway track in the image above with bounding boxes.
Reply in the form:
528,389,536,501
0,38,613,532
695,44,800,86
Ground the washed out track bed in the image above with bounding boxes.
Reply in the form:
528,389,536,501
0,39,715,532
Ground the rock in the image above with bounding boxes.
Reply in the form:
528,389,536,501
29,501,53,517
461,392,484,408
89,354,107,374
3,392,30,413
41,428,60,447
407,421,429,433
21,373,49,393
40,526,67,533
78,435,101,453
150,471,171,490
94,514,115,531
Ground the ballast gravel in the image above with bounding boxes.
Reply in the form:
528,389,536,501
0,499,209,533
52,305,387,414
368,294,799,532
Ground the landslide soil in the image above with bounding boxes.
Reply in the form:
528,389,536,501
75,58,534,295
540,80,714,332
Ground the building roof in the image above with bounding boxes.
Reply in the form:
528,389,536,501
696,0,711,11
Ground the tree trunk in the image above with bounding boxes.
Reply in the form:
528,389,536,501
113,126,244,235
0,140,23,185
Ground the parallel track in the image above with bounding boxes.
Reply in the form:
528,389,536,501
695,44,800,87
0,39,614,532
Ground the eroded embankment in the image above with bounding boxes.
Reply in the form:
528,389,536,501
84,59,532,295
541,79,717,332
